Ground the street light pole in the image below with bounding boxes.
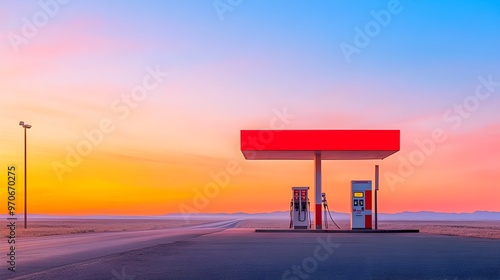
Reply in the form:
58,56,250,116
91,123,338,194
19,121,31,229
375,165,379,230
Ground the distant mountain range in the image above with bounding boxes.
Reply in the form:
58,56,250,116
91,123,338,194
2,211,498,221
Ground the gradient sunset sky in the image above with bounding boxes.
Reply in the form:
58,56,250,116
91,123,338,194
1,1,499,215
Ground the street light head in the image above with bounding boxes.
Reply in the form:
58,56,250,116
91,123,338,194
19,121,24,126
24,124,32,129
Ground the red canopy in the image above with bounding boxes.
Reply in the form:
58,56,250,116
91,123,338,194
241,130,400,160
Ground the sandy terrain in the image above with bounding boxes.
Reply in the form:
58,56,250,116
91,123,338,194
379,220,500,239
10,219,221,238
10,227,500,280
8,218,500,239
3,219,499,279
237,219,500,239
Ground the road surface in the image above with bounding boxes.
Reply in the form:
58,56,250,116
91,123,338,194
1,220,239,279
3,221,500,280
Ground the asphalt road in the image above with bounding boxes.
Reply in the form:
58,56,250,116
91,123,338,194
4,224,500,280
1,220,239,279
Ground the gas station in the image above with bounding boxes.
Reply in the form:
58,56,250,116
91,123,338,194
241,130,418,232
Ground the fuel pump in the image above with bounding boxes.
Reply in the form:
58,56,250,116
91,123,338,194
350,180,373,229
289,187,311,229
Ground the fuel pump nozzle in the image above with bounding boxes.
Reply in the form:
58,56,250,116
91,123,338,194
322,192,341,230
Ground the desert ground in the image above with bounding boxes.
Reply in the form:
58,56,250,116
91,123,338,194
3,218,499,280
238,219,500,239
10,218,221,238
11,218,499,239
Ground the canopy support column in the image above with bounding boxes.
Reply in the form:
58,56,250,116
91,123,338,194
314,152,322,230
